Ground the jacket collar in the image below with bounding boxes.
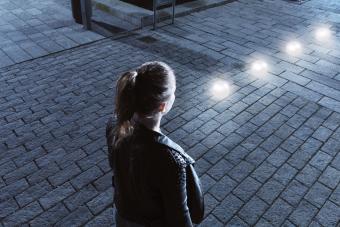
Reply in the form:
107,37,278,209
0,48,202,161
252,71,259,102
135,121,195,165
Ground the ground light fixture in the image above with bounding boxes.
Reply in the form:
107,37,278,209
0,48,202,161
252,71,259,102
286,41,302,56
315,27,332,42
251,60,268,76
211,80,231,100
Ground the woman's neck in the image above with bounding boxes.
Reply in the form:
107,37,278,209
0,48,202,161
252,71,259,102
132,113,162,133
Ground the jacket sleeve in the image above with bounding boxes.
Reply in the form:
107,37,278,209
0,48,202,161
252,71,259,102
159,148,193,227
186,163,205,224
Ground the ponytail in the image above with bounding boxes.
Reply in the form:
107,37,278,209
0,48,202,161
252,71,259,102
113,71,138,148
112,61,175,149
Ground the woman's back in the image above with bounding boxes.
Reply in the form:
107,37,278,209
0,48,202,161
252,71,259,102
108,120,196,227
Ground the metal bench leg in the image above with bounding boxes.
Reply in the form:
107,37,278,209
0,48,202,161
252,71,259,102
81,0,92,30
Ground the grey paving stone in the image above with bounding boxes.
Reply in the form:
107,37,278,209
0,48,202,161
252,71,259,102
281,180,309,207
233,177,261,202
195,158,212,178
260,135,283,153
304,182,332,208
2,202,43,227
203,144,228,164
251,161,277,183
87,188,113,215
29,203,69,227
321,138,340,156
182,130,206,147
217,120,240,136
289,200,318,227
186,143,208,160
19,42,48,58
266,148,290,167
318,97,340,113
207,158,234,180
3,161,38,184
288,139,322,170
93,171,113,192
2,45,31,63
203,193,219,216
200,173,216,194
322,112,340,131
209,175,237,201
227,216,250,226
225,145,252,165
295,164,321,187
255,218,274,227
235,122,258,138
309,150,333,171
0,198,18,219
164,116,187,132
15,180,52,207
331,153,340,171
280,135,304,153
242,133,264,151
201,131,225,149
0,178,29,203
229,161,255,183
314,201,340,227
35,148,67,168
13,147,45,167
199,214,224,227
84,207,115,227
197,109,219,122
256,179,285,204
77,149,107,171
70,166,103,190
274,124,295,140
64,184,98,211
55,206,93,227
220,132,244,151
318,166,340,189
279,71,311,86
282,82,322,103
238,196,268,226
273,163,298,186
48,163,81,186
263,198,293,226
293,125,314,141
213,109,236,124
245,147,270,167
0,161,16,177
39,182,75,210
212,194,243,223
330,183,340,206
27,162,60,184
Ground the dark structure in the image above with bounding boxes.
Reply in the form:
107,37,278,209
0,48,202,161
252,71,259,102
122,0,195,10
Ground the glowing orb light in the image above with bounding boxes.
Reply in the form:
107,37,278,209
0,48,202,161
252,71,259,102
251,60,268,75
286,41,302,55
211,80,231,99
315,27,331,41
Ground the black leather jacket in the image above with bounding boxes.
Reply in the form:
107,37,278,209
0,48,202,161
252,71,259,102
106,118,204,227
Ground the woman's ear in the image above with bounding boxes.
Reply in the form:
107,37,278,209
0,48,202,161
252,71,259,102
159,102,166,113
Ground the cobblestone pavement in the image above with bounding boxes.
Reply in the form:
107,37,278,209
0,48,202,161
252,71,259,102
1,0,340,226
0,0,103,68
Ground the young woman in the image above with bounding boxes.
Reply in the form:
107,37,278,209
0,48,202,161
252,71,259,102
106,61,204,227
